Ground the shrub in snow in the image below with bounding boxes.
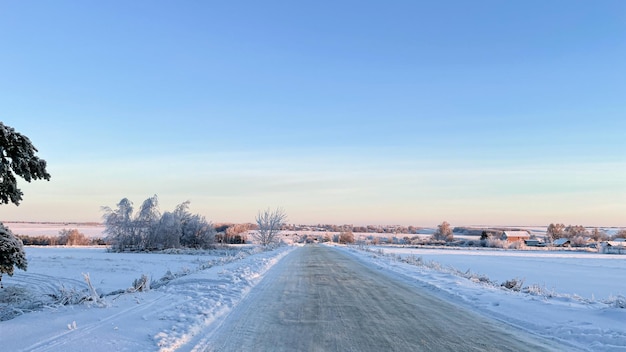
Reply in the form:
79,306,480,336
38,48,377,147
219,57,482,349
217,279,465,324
462,269,493,284
486,238,507,248
401,255,424,266
523,284,557,298
0,223,28,287
47,274,106,307
506,241,525,250
501,278,524,292
339,231,355,244
606,295,626,309
131,274,151,292
50,285,88,305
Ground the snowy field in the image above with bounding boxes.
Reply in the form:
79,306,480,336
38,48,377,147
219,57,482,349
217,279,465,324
4,222,106,238
364,246,626,300
1,243,625,351
0,245,296,351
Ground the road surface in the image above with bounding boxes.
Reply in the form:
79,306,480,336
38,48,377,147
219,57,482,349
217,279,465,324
197,245,562,351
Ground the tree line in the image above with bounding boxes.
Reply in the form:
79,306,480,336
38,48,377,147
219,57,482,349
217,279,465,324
546,223,626,246
17,229,107,246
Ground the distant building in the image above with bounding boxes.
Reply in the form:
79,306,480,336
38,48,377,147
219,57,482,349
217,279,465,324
601,238,626,254
553,238,571,247
500,231,531,242
524,239,544,247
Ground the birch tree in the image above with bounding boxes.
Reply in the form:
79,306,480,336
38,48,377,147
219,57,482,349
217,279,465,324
254,208,287,246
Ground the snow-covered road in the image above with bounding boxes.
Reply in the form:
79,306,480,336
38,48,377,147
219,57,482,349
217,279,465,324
195,245,565,351
2,244,624,351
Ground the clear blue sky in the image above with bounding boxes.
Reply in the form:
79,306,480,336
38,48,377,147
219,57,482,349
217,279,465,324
1,1,625,227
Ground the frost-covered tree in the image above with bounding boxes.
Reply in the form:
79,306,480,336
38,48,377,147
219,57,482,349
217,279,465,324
253,207,287,246
0,223,28,287
102,198,139,251
151,212,181,249
135,195,161,248
432,221,454,242
565,225,588,238
0,122,51,206
180,214,215,249
546,223,566,241
103,196,215,251
174,201,207,248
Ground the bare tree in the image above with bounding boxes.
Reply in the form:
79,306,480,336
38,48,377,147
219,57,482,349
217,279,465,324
546,223,566,241
591,228,608,242
254,208,287,246
58,229,90,246
432,221,454,242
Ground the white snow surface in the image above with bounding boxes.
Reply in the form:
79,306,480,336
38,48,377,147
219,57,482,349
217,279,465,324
1,245,295,351
4,222,106,238
1,244,625,351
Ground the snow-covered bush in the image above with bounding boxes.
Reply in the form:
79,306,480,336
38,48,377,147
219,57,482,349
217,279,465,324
486,238,507,248
339,231,355,244
506,241,525,250
524,284,555,298
131,274,150,292
0,286,35,321
50,285,88,305
501,278,524,291
606,295,626,309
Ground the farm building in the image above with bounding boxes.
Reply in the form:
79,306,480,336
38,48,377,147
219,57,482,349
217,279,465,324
524,238,545,247
500,231,531,242
553,238,571,247
601,239,626,254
